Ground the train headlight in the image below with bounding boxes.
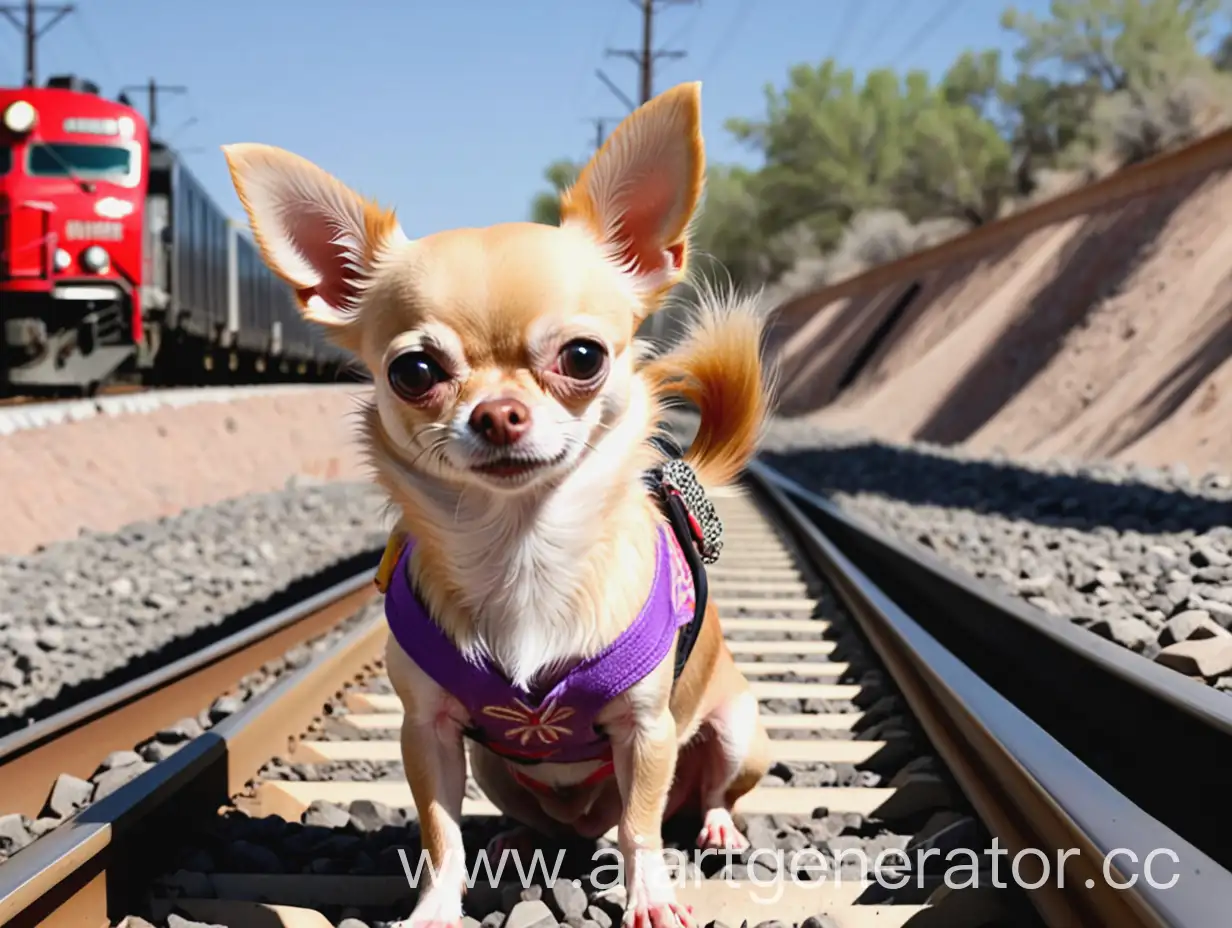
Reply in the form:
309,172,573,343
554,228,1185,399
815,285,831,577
53,248,71,271
81,245,110,273
3,100,36,133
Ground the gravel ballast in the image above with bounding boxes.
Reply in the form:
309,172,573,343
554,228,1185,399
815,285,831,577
0,479,388,726
0,597,386,865
135,539,1019,928
755,423,1232,690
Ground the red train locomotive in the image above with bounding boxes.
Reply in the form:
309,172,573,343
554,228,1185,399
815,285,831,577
0,75,351,396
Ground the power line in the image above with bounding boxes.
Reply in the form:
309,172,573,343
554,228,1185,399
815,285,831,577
887,0,967,64
827,0,864,63
0,0,74,87
698,0,753,78
600,0,699,110
120,77,188,131
595,67,637,112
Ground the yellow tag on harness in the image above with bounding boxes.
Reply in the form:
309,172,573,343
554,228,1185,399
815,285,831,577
374,529,409,593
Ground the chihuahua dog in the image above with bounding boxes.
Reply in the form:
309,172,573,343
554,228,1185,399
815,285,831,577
223,81,773,928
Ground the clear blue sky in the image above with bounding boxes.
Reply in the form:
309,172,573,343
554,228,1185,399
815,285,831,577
7,0,1058,233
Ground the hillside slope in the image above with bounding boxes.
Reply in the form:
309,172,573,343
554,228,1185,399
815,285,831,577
768,162,1232,474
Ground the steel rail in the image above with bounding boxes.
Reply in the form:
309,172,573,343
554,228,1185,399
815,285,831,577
746,460,1232,927
0,553,381,820
0,607,389,927
750,462,1232,870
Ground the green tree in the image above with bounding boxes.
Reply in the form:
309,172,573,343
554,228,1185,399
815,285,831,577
728,60,1014,236
529,160,580,226
1215,32,1232,69
726,63,912,250
940,48,1088,196
688,165,770,287
1002,0,1232,164
1002,0,1226,92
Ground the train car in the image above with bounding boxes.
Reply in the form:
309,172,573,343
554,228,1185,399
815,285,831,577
144,140,350,382
1,73,352,396
0,75,150,394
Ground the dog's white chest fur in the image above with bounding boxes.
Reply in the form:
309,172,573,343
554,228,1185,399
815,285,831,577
440,487,599,690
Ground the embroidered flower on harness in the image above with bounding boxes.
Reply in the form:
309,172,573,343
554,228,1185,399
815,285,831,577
481,697,576,746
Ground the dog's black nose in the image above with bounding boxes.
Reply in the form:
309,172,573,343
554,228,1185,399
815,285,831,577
469,397,531,445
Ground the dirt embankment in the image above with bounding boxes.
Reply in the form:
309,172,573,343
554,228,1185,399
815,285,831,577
767,161,1232,475
0,387,373,555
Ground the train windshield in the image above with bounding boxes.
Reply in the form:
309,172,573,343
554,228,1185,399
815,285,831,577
26,143,133,183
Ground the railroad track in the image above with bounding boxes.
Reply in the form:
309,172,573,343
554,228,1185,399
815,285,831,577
2,464,1231,927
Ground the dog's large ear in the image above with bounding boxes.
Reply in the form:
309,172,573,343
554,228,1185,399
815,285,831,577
222,143,407,331
560,81,704,300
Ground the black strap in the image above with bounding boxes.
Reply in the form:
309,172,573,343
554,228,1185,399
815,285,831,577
641,436,714,685
659,485,709,682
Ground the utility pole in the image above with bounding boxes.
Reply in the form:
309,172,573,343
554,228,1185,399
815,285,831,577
584,116,622,152
121,78,188,131
0,0,75,87
600,0,696,110
597,0,699,342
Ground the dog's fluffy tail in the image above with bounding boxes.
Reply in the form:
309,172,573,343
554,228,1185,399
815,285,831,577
641,283,775,489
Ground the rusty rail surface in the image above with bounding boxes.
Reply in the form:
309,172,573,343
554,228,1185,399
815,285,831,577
0,602,387,927
0,565,378,821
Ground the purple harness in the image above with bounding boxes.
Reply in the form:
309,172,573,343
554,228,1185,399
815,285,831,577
383,521,699,765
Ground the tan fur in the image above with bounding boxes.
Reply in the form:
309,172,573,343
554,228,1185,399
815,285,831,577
641,302,769,489
223,82,772,928
561,82,705,311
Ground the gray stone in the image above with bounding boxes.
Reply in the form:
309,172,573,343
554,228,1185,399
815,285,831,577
1087,617,1157,652
347,798,402,831
92,760,154,800
548,880,588,920
99,749,144,771
156,717,204,743
0,482,387,724
208,695,245,722
505,900,559,928
302,800,352,829
1159,610,1228,647
29,816,60,837
167,915,226,928
1156,638,1232,678
584,906,612,928
141,740,186,762
45,773,94,818
0,813,31,854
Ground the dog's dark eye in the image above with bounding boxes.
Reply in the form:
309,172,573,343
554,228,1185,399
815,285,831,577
557,339,606,381
388,351,448,400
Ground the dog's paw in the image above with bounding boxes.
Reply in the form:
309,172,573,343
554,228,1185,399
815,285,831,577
623,896,694,928
623,850,694,928
696,808,748,851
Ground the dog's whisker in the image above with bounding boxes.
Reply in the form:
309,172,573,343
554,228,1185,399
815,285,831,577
407,435,452,472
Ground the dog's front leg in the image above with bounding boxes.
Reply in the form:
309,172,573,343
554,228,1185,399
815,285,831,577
605,679,694,928
388,648,470,928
